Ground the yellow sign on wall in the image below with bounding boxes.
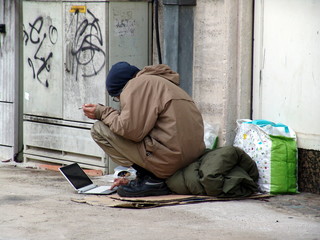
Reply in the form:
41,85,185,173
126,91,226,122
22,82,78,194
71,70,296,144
70,6,86,13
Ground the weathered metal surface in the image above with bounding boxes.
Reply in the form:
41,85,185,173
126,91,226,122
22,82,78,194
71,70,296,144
0,0,16,103
109,1,150,68
23,121,104,160
20,1,151,171
0,103,14,146
23,1,63,118
63,2,108,122
163,4,195,95
0,0,21,161
0,102,14,160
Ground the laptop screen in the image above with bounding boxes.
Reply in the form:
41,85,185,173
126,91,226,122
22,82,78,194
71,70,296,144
59,163,93,189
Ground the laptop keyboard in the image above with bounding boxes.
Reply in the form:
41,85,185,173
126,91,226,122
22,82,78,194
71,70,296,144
85,186,112,193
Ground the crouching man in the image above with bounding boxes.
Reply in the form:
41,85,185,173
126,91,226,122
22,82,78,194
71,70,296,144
82,62,205,197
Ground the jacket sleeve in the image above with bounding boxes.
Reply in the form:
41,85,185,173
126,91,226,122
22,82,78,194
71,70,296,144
95,78,161,142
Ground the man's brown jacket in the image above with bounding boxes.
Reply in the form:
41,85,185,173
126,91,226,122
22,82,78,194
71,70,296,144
95,64,205,178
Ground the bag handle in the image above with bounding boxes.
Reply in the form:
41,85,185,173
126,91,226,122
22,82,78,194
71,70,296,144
245,119,289,133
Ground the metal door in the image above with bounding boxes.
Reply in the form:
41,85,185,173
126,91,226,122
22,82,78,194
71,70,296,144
23,1,63,118
63,2,108,122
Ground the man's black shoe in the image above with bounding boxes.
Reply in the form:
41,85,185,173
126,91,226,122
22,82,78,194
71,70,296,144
117,176,171,197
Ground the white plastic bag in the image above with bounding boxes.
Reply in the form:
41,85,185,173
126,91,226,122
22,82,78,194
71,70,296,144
113,166,136,180
204,122,219,149
233,119,298,194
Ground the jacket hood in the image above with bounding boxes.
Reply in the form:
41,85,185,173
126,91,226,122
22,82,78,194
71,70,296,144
136,64,180,85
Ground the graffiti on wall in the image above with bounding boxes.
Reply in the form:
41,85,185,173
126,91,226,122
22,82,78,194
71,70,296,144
23,8,106,87
67,9,106,81
23,17,58,88
113,10,136,37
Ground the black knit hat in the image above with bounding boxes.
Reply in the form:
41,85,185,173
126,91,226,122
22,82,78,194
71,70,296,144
106,62,140,97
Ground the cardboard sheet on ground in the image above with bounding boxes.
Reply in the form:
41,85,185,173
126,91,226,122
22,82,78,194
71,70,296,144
71,193,272,209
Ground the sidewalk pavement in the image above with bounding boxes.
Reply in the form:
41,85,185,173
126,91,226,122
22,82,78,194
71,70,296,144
0,163,319,240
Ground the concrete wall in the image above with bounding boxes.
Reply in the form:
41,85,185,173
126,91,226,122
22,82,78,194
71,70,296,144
156,0,253,146
192,0,253,146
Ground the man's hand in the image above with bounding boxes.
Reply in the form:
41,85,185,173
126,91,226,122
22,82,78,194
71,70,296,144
110,177,130,190
82,104,97,119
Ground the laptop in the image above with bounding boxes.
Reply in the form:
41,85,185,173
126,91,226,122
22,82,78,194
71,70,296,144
59,163,117,195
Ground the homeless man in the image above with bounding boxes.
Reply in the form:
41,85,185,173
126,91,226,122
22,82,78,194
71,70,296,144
82,62,206,197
